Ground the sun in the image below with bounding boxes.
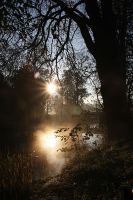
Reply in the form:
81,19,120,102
47,82,57,95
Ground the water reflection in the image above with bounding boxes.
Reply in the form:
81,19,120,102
33,129,65,179
32,126,103,180
39,132,57,149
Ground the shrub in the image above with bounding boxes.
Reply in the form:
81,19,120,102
26,144,133,200
57,144,133,199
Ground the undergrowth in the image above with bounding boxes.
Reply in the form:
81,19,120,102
0,153,32,200
59,144,133,199
1,144,133,200
32,144,133,200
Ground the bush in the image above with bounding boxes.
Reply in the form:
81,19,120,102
37,144,133,200
59,144,133,199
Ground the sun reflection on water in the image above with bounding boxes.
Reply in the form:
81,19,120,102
40,133,57,149
33,129,65,177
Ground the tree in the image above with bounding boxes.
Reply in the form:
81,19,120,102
62,68,87,106
50,0,133,141
11,65,48,133
126,34,133,107
1,0,133,141
0,63,49,151
127,65,133,106
0,72,16,150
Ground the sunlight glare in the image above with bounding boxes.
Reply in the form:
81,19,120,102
47,82,57,95
40,133,57,149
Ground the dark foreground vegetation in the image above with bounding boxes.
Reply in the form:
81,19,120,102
0,153,32,199
35,145,133,200
1,143,133,200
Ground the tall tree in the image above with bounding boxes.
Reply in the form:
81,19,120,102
12,65,47,132
63,68,87,105
50,0,133,140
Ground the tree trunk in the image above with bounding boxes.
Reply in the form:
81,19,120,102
84,0,133,141
96,45,133,141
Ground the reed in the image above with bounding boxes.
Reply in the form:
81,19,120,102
0,153,33,200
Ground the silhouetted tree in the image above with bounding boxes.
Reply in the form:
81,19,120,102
127,65,133,106
62,68,87,105
12,65,47,132
0,72,15,150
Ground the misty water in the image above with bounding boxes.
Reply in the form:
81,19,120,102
32,123,103,180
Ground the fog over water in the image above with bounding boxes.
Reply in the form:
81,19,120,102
32,122,103,180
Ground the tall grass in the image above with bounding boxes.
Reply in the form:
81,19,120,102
0,153,33,200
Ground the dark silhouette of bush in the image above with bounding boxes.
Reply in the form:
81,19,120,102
35,144,133,200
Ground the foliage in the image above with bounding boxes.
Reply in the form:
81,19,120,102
0,73,15,151
61,145,133,200
32,145,133,200
12,65,47,127
55,121,103,153
0,153,32,199
62,68,87,105
126,53,133,106
0,65,49,152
